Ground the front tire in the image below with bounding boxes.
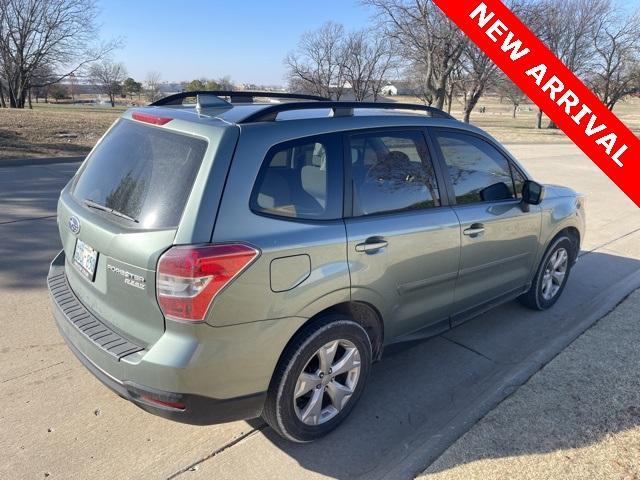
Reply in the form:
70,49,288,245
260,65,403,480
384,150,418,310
519,235,574,310
262,315,372,442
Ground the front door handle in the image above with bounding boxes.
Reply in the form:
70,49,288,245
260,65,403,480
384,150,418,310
463,224,485,237
355,238,388,253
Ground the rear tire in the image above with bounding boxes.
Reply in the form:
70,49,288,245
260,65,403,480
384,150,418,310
262,314,372,442
519,235,574,310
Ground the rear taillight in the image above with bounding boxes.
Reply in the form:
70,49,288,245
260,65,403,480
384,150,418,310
156,244,259,322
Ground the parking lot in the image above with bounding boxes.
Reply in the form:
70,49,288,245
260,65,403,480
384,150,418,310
1,143,639,480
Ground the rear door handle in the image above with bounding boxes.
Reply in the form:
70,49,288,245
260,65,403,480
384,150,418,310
355,239,388,253
463,224,485,237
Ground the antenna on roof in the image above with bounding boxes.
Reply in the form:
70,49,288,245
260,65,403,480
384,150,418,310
195,94,231,114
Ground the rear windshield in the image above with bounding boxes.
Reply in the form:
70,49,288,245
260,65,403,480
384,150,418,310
72,119,208,229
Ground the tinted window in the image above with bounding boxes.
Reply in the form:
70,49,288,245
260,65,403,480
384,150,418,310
435,131,516,204
349,131,440,216
252,136,341,220
72,119,208,229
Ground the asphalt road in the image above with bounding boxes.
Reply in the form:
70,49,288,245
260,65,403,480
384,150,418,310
1,144,639,480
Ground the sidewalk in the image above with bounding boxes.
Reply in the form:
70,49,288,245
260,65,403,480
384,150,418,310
419,289,640,480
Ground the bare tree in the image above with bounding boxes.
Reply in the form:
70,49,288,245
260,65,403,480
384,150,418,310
526,0,609,128
30,64,56,103
497,75,528,118
588,8,640,110
364,0,467,110
407,62,435,105
0,58,6,107
67,72,78,101
90,60,126,107
285,22,348,100
0,0,119,108
343,29,397,101
459,45,498,123
145,71,162,103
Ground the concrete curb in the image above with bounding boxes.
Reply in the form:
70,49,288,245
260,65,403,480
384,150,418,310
0,156,85,168
374,267,640,480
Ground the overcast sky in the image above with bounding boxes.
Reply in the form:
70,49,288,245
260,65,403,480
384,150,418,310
97,0,640,86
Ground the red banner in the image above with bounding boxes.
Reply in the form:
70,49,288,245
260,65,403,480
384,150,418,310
433,0,640,207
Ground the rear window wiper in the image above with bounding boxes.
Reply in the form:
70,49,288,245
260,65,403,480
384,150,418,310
84,199,139,223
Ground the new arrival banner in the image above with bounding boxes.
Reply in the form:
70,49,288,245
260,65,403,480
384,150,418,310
433,0,640,207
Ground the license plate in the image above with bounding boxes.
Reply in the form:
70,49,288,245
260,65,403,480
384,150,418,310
73,239,98,281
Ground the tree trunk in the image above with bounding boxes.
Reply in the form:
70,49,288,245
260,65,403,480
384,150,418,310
28,89,33,109
536,108,543,129
513,104,517,119
8,88,17,107
0,84,5,108
434,89,446,110
547,120,558,129
7,73,28,108
463,90,483,124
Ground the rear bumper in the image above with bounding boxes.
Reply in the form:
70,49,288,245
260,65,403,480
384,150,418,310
56,319,266,425
48,250,267,425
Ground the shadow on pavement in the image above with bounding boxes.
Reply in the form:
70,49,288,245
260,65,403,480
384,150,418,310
246,251,640,480
0,164,78,289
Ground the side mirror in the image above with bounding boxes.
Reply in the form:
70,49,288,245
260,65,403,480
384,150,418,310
522,180,544,206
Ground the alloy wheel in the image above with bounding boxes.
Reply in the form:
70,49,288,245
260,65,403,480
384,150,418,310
541,247,568,301
293,339,362,426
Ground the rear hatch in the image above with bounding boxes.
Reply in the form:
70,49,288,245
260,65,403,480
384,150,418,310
57,117,210,347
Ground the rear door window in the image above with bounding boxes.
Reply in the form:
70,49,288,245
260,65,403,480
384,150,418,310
348,130,441,216
72,119,208,229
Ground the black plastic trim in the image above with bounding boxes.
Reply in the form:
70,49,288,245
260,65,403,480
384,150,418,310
239,101,455,123
47,271,143,359
151,90,330,106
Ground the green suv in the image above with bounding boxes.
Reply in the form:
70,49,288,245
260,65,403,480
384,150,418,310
48,91,585,442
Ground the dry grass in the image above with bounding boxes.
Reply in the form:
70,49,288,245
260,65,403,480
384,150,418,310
1,95,638,161
0,103,122,160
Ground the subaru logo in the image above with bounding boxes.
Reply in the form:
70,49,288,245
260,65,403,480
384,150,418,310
68,216,81,235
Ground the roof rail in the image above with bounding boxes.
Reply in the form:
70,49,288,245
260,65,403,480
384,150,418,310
150,91,330,106
238,101,455,123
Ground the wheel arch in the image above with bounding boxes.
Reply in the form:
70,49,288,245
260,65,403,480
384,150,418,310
544,226,581,264
563,226,581,261
267,301,385,391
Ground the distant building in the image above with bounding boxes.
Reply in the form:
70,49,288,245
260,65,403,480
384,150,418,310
380,81,414,96
380,84,398,96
